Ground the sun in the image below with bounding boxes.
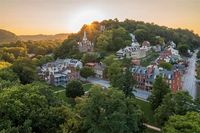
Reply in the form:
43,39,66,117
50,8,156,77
67,8,105,32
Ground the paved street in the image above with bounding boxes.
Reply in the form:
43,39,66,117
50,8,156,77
86,77,111,88
182,51,198,99
86,77,151,100
133,88,151,101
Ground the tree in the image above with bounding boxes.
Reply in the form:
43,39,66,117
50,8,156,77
107,62,123,84
102,54,116,66
12,58,37,84
148,76,171,111
0,68,19,82
197,50,200,59
114,69,135,97
81,53,98,64
154,91,195,126
195,96,200,111
163,112,200,133
0,61,11,69
178,44,189,56
35,55,54,66
96,30,112,51
0,51,15,63
134,29,148,43
80,66,95,80
54,38,80,59
159,62,172,70
0,82,77,133
66,80,84,98
76,86,144,133
96,27,131,52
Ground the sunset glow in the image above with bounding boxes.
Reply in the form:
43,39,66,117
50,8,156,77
0,0,200,35
67,8,105,32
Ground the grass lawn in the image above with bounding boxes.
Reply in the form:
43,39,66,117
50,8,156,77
54,83,93,103
83,83,93,92
135,99,160,133
135,99,155,125
51,85,65,92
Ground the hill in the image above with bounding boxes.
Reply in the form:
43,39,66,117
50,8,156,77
18,33,69,41
0,29,19,44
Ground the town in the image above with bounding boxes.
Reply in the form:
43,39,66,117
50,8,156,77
1,0,200,132
38,30,195,100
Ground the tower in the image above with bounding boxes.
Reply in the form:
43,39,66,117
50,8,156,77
83,31,87,41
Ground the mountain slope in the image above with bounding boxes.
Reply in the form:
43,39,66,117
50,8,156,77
0,29,19,44
18,33,69,41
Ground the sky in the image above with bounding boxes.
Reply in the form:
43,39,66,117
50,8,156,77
0,0,200,35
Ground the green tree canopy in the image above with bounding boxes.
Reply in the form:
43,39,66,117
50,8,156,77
134,29,148,43
155,91,195,126
197,50,200,59
81,53,99,64
113,69,136,97
178,44,189,56
0,82,76,133
12,58,37,84
158,62,173,70
76,86,144,133
80,66,95,80
107,61,123,84
163,112,200,133
148,76,171,111
66,80,84,98
54,38,80,59
96,27,131,52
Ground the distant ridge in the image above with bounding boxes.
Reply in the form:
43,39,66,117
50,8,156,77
0,29,19,44
18,33,69,41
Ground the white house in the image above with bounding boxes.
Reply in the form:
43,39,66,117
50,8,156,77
38,59,83,86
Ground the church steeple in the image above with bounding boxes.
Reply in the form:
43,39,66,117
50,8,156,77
83,31,87,41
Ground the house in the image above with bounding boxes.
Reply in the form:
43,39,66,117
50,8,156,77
116,34,147,59
116,42,141,59
156,46,181,64
141,41,151,51
152,45,162,52
131,65,182,92
78,31,94,52
38,59,83,86
168,41,176,48
85,62,106,79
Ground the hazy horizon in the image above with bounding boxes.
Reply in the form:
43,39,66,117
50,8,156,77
1,0,200,35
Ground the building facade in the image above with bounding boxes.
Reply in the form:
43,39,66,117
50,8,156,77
78,31,94,52
131,65,182,92
85,62,106,79
38,59,83,86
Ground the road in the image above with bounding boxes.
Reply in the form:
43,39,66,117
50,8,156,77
182,51,198,99
86,77,151,100
133,88,151,101
86,77,111,88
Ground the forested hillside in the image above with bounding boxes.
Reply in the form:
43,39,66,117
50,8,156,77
0,29,19,44
19,33,69,41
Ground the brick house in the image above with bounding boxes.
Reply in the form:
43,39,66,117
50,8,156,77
131,65,182,92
